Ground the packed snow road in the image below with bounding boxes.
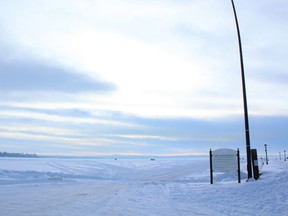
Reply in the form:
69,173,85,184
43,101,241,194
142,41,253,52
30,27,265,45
0,157,287,215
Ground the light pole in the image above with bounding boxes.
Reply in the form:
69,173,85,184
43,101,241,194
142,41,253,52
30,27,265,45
230,0,252,179
264,144,268,165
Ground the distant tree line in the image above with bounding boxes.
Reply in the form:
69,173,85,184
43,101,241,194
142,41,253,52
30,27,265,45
0,151,38,158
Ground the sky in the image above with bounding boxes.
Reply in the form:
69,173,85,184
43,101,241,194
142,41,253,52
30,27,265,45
0,0,287,156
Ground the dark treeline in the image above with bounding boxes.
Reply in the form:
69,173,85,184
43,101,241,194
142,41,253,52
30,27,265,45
0,151,38,158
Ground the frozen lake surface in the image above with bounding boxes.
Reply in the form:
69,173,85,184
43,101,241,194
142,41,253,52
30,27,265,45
0,157,287,215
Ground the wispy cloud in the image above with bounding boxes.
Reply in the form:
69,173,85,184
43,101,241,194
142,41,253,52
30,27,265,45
0,109,140,128
105,134,178,142
0,124,81,137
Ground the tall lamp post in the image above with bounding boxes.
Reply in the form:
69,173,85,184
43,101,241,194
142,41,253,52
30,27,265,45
230,0,252,179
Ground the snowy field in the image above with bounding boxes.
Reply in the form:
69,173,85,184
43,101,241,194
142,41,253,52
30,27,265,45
0,156,287,216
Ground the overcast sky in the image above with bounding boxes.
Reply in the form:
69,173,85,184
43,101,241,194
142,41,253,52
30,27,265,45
0,0,287,156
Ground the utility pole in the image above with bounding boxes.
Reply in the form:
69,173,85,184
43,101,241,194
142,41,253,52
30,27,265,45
230,0,252,179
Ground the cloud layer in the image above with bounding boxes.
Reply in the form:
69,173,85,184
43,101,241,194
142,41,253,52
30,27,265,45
0,0,287,156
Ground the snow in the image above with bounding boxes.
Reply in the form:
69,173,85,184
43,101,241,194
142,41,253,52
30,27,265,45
0,157,287,216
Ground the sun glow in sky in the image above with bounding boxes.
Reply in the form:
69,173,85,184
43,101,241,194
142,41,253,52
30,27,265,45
0,0,287,156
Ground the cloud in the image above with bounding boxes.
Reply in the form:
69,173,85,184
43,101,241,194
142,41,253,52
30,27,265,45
0,108,140,128
0,59,115,93
0,131,114,147
105,134,178,142
0,124,81,137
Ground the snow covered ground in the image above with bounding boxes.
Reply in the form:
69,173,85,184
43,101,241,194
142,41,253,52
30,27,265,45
0,156,287,216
